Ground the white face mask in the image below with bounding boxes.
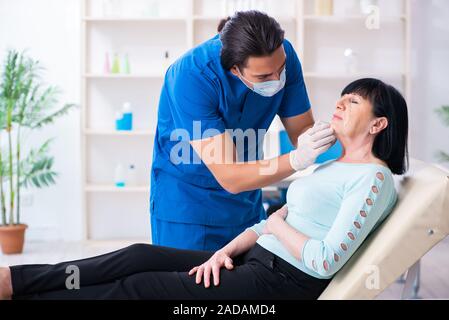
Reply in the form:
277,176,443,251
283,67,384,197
237,67,286,97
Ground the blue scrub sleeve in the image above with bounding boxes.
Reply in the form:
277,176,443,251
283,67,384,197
277,40,311,118
300,169,396,277
169,69,226,140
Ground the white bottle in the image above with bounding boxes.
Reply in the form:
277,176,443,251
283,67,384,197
123,102,132,114
127,164,138,186
344,48,358,75
121,102,133,131
114,163,126,187
360,0,378,15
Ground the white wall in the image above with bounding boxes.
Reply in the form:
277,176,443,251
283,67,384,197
0,0,448,241
0,0,82,241
409,0,449,168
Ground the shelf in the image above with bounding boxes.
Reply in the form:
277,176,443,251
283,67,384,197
80,0,411,240
84,129,155,137
303,14,406,22
83,73,165,79
193,15,296,23
85,184,150,193
304,72,405,79
83,16,187,23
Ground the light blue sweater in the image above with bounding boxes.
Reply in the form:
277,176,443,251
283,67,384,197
247,160,398,279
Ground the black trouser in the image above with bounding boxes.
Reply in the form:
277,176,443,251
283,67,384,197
10,243,331,300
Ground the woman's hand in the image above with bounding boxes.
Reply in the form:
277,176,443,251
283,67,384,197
262,204,289,235
188,250,234,288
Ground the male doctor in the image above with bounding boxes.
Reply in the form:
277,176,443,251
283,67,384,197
150,11,335,250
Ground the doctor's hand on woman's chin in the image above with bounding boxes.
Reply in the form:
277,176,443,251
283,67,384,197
262,204,289,235
188,250,234,288
289,121,336,171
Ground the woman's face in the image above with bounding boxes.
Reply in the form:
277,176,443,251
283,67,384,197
331,93,384,140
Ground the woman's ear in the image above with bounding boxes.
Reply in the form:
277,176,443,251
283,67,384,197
370,117,388,135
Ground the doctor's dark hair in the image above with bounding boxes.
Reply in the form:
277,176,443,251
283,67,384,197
341,78,409,175
218,11,285,70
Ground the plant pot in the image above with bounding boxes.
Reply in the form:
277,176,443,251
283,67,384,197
0,224,28,254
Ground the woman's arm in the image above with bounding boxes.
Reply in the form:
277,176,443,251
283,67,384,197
263,209,309,261
188,229,259,288
266,215,309,260
265,168,395,278
220,229,259,258
299,170,395,277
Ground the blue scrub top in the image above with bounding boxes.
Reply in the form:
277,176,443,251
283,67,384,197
150,34,311,227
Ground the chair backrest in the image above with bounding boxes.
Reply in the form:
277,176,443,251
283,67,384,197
318,159,449,299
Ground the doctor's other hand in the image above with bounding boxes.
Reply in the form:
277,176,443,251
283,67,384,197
188,250,234,288
262,204,289,235
289,121,336,171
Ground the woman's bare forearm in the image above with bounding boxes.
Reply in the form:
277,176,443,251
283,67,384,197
269,218,309,261
219,229,259,258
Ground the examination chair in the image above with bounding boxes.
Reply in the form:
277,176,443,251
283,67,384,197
318,159,449,300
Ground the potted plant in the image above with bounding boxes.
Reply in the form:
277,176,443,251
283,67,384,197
436,105,449,163
0,49,76,254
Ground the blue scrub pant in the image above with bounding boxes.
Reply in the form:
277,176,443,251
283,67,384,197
150,214,263,251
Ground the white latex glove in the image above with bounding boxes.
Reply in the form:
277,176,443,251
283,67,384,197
289,121,336,171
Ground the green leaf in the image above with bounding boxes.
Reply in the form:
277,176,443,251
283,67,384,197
19,139,58,189
436,151,449,163
435,106,449,126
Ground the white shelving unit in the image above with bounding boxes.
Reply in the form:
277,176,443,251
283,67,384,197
80,0,411,240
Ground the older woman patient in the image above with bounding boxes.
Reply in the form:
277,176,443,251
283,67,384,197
0,78,408,300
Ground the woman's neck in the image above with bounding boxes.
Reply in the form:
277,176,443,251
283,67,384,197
337,136,385,166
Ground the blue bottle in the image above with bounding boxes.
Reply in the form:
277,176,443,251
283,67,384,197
115,102,133,131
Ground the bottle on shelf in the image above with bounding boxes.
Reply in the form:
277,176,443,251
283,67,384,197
115,102,133,131
111,53,120,74
114,163,126,188
103,52,111,74
360,0,378,15
315,0,334,16
122,53,131,74
122,102,133,130
115,109,123,129
343,48,358,75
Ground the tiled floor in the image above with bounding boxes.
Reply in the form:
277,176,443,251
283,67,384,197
1,237,448,300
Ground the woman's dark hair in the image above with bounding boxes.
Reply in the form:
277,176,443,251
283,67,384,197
341,78,409,175
217,11,285,70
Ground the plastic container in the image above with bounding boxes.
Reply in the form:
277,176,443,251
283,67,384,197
111,53,120,73
315,0,333,16
122,53,131,74
115,102,133,131
114,163,126,187
360,0,378,15
121,102,133,130
104,52,110,74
